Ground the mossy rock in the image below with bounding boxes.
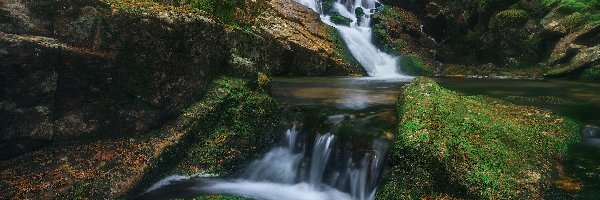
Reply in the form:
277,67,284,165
378,77,580,199
330,12,353,26
399,55,431,76
489,9,528,29
173,77,280,176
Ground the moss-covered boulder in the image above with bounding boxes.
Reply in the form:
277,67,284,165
0,77,279,199
378,77,580,199
372,6,438,75
170,77,280,176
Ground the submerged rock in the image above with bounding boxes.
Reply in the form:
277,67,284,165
582,125,600,147
379,77,580,199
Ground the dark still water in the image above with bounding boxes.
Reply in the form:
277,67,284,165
272,77,600,126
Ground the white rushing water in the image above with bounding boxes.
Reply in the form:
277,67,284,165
146,123,389,200
296,0,406,78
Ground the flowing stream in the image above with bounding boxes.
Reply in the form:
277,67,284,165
297,0,405,78
142,1,405,199
143,111,393,200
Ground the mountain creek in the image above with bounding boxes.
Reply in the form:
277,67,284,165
1,0,599,199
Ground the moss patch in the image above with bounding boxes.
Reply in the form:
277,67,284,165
0,76,279,199
330,13,352,26
172,77,280,176
379,77,580,199
399,55,431,76
580,64,600,81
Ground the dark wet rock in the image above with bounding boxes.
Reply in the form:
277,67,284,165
0,77,279,199
0,0,359,145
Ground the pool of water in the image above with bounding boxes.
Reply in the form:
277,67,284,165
272,77,600,126
273,76,600,199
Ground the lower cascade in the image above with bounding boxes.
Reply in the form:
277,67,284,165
144,116,390,200
296,0,405,78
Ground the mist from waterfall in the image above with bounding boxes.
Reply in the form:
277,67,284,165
296,0,406,78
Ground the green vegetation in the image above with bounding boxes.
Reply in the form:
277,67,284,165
542,0,600,27
326,27,363,74
191,0,244,24
580,65,600,81
174,77,279,175
489,9,528,29
321,0,336,14
330,13,352,26
379,77,580,199
399,56,430,76
355,7,365,19
542,0,599,12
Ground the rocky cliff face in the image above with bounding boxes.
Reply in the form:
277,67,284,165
374,0,599,79
0,1,358,197
0,0,361,150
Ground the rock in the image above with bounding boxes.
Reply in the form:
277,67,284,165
0,0,365,157
255,0,365,75
548,24,600,66
0,33,59,141
378,77,580,199
371,6,438,74
546,45,600,77
541,9,569,35
0,77,279,199
582,125,600,147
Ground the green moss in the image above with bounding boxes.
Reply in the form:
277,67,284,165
542,0,598,12
489,9,528,29
174,77,280,176
321,0,336,14
191,0,244,25
326,27,363,73
379,77,580,199
563,12,588,31
580,65,600,81
330,12,352,26
355,7,365,19
371,6,411,56
399,56,430,76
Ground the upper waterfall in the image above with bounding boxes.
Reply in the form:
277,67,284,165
295,0,407,78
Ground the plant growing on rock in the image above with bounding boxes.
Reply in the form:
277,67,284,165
379,77,580,199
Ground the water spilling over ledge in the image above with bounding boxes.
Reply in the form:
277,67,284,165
297,0,409,78
143,112,392,200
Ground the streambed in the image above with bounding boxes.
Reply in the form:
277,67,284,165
144,77,599,199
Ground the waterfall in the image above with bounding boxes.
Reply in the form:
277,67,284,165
295,0,406,78
309,133,335,187
145,120,390,200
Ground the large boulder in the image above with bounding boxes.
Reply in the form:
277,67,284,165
0,0,359,151
378,77,580,199
0,1,229,147
545,24,600,78
0,77,279,199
